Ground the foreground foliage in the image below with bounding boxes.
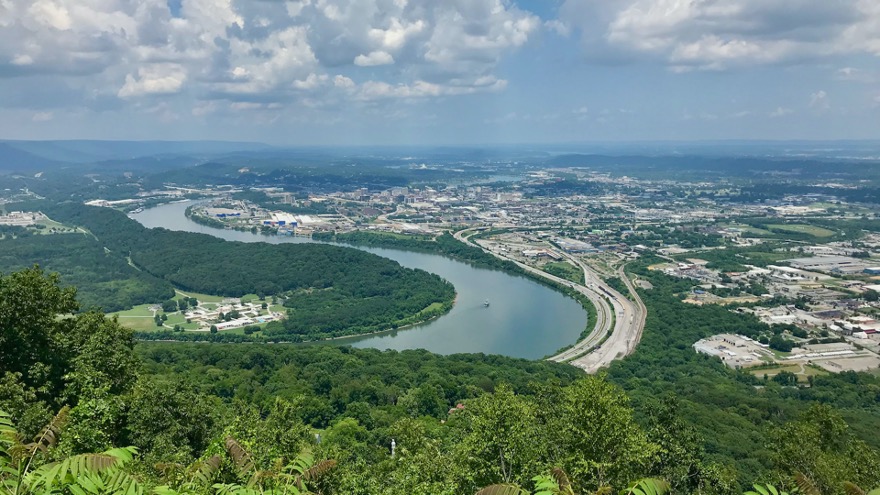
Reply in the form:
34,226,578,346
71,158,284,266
3,267,880,494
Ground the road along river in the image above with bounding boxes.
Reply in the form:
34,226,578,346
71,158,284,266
454,228,646,372
131,201,587,359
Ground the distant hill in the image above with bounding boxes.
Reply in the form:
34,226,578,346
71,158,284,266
0,140,275,164
0,143,66,174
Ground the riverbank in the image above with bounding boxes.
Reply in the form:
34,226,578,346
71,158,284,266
316,229,599,351
131,201,587,358
134,298,455,344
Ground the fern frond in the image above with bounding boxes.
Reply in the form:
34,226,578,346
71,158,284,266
531,474,559,495
299,459,336,482
0,408,24,466
285,452,314,477
191,455,222,486
104,468,145,495
550,467,574,495
0,409,18,445
213,483,266,495
795,473,821,495
845,482,867,495
154,462,183,475
26,406,69,455
619,478,670,495
224,437,255,478
475,484,529,495
27,446,138,489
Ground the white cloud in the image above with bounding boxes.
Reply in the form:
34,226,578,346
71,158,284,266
31,111,53,121
28,1,72,31
118,64,187,98
0,0,536,117
835,67,879,83
545,20,571,37
560,0,880,69
810,90,829,110
285,0,311,18
293,73,329,90
191,101,218,116
11,54,34,66
230,102,269,110
367,18,425,51
357,78,507,101
333,75,355,88
354,50,394,67
213,26,317,96
769,106,793,117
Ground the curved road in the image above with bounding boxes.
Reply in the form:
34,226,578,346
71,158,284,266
453,228,646,373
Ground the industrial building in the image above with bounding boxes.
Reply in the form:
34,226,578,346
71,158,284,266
785,256,868,274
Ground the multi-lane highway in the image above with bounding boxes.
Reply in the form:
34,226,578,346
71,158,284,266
563,259,645,372
453,229,646,373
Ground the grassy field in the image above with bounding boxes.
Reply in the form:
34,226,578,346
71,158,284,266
114,304,156,317
116,315,163,332
808,201,849,210
542,261,585,285
416,302,445,315
741,251,796,264
173,290,227,303
33,218,80,235
726,223,774,236
162,312,200,329
750,364,829,383
765,224,836,238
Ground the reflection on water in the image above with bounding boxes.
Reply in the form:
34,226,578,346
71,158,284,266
132,201,586,359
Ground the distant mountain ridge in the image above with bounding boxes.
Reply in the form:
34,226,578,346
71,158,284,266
0,142,65,173
0,140,275,172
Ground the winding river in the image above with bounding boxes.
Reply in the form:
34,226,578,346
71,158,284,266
131,201,587,359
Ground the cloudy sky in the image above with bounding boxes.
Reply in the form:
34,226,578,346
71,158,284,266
1,0,878,145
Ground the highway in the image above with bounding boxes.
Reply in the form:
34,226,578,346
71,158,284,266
452,228,646,373
563,258,645,373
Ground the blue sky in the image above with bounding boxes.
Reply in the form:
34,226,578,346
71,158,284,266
0,0,878,145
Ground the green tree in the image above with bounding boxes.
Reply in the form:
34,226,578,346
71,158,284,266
453,384,542,490
768,405,880,495
0,267,77,391
0,268,139,439
124,379,221,466
539,377,658,492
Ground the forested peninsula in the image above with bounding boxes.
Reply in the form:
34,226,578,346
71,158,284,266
1,204,455,340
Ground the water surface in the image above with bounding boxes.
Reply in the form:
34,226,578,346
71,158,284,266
132,201,586,359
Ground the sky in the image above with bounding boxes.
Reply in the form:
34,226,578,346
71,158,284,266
0,0,879,145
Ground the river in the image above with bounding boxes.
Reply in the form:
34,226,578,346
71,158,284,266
131,201,587,359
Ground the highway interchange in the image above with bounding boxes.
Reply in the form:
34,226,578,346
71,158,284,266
453,229,646,373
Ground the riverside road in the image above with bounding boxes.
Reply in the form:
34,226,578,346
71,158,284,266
453,229,646,373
